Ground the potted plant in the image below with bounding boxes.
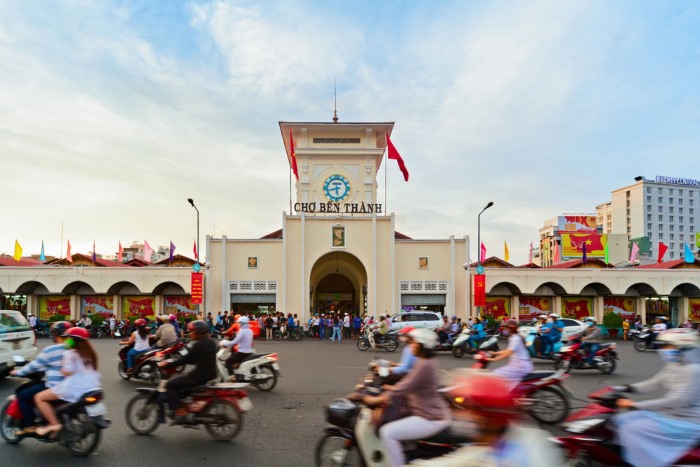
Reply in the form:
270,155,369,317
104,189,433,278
602,311,623,338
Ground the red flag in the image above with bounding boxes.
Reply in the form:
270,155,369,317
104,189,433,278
289,129,299,181
484,298,508,319
46,298,71,316
473,274,486,307
118,241,123,262
658,242,669,263
563,299,591,319
128,298,154,317
480,242,487,262
66,240,73,263
385,133,409,182
193,240,198,261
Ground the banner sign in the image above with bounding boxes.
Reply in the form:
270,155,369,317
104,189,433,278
38,296,71,320
518,297,551,321
122,296,155,319
165,296,198,315
561,233,606,258
561,297,593,319
558,215,597,233
603,297,635,320
191,272,203,305
483,296,509,319
473,274,486,307
81,295,114,316
689,298,700,321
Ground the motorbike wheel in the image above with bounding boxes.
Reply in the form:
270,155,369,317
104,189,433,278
598,356,617,375
384,338,398,353
357,338,370,351
272,330,282,341
147,365,163,386
252,365,278,391
293,330,302,341
553,357,572,374
315,433,364,467
117,361,130,380
633,340,647,352
125,394,160,435
65,412,101,456
452,346,465,358
203,400,242,441
528,387,570,425
0,401,22,444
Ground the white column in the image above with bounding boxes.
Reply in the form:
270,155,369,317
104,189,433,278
300,214,306,319
221,235,228,314
390,213,396,314
282,213,287,316
678,296,690,324
594,296,604,321
553,296,563,316
449,235,456,317
372,212,377,315
205,235,212,316
637,296,646,324
71,294,80,321
511,295,520,320
113,294,121,319
465,235,471,317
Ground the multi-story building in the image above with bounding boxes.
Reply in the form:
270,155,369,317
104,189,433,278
596,201,613,234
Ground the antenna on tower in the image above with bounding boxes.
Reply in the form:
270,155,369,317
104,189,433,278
333,79,338,123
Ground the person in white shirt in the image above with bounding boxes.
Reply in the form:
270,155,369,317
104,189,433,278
221,316,254,375
78,314,92,328
487,319,533,390
28,313,37,329
343,313,351,339
109,314,117,338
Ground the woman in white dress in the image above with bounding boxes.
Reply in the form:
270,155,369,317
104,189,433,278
33,327,102,437
487,319,533,390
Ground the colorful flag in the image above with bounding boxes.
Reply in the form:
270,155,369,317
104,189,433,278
40,240,45,262
118,241,123,262
604,239,609,264
289,129,299,181
553,240,560,265
480,242,487,262
385,132,409,182
92,239,96,262
483,298,508,319
169,241,176,262
66,240,73,263
582,242,587,264
630,241,639,264
193,240,198,261
528,242,533,264
143,240,153,262
685,243,695,263
658,242,668,263
504,241,510,262
473,274,486,307
13,240,22,262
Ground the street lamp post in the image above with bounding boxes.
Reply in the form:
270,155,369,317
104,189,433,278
187,198,200,263
477,201,494,265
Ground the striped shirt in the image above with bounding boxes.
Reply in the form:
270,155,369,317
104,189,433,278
15,343,66,388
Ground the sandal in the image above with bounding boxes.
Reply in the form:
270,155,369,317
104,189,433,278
15,426,36,436
35,424,62,438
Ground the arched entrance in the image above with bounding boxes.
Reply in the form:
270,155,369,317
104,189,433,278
310,252,367,316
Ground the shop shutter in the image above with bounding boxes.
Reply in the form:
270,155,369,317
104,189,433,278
400,294,446,306
230,294,276,304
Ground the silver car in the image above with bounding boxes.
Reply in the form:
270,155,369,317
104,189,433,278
0,310,39,380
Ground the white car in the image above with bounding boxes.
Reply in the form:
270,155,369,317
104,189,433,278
517,318,587,342
0,310,38,380
390,311,443,331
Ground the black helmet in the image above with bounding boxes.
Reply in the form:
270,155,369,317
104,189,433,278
187,320,208,335
50,321,73,337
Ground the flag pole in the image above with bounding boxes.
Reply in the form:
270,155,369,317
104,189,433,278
384,137,388,215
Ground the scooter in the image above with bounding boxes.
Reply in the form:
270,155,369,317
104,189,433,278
553,386,700,466
553,335,618,374
1,356,111,456
357,329,399,352
452,330,500,358
524,329,563,360
633,327,664,351
117,339,188,385
215,345,281,391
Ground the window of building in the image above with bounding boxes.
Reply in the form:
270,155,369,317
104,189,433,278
679,198,683,205
691,217,695,223
680,207,684,214
670,216,674,222
690,190,694,197
671,242,675,249
669,198,674,204
670,234,675,240
670,225,674,231
659,232,664,239
646,196,651,202
670,207,674,213
690,208,694,215
658,188,663,194
679,189,683,196
647,232,652,239
647,223,652,230
680,234,684,241
647,187,651,193
658,197,663,203
648,214,652,221
669,189,674,195
659,224,663,230
680,216,684,223
658,205,663,212
670,252,675,258
680,225,684,231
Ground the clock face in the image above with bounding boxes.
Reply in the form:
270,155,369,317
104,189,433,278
323,175,351,202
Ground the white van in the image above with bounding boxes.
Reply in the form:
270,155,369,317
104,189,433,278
390,311,443,331
0,310,38,380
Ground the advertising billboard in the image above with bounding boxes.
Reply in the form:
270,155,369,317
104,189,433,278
122,296,155,320
603,297,635,320
483,296,510,319
561,296,593,319
561,233,606,258
689,298,700,322
38,296,71,320
165,296,198,315
558,215,597,233
518,297,551,321
81,295,114,316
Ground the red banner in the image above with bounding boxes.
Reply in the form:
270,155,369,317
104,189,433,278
473,274,486,307
191,272,203,305
483,297,509,319
123,297,155,319
562,297,593,319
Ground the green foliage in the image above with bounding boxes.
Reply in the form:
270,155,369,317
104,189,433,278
480,313,498,331
88,313,105,327
48,314,67,322
602,311,623,329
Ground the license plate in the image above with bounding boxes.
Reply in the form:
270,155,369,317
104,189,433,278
85,402,107,417
238,397,253,412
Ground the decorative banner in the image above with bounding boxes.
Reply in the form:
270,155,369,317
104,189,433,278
519,296,551,321
473,274,486,307
165,296,197,315
561,233,607,258
603,297,636,320
81,295,114,316
689,298,700,321
483,296,510,319
558,215,597,233
561,297,593,319
38,296,71,320
317,293,353,301
191,272,203,305
122,296,155,319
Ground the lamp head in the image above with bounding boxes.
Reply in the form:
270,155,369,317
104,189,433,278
187,198,194,206
485,201,494,209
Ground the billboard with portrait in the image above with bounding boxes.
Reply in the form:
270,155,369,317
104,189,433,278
561,233,606,258
603,297,635,320
558,215,597,233
518,296,552,321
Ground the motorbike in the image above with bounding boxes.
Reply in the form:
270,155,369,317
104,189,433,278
273,326,303,341
553,335,618,374
356,329,398,352
473,352,572,425
90,322,111,339
451,329,500,358
117,339,188,385
633,326,664,351
524,328,564,360
124,368,252,441
34,323,51,338
215,345,281,391
0,357,110,456
553,386,700,466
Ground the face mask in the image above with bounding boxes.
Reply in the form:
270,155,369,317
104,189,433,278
659,349,681,363
64,337,75,349
502,329,511,337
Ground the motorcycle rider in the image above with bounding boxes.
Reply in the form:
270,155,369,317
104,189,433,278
168,314,182,337
382,326,417,384
153,314,177,348
649,315,668,346
221,316,254,377
371,314,389,349
614,329,700,467
437,315,451,343
485,319,533,390
540,313,564,357
120,318,150,373
157,320,217,422
467,317,486,349
579,317,602,367
10,321,73,435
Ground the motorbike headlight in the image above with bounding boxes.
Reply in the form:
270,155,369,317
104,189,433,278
562,418,605,433
560,346,573,352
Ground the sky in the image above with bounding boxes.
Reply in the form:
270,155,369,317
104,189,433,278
1,0,700,264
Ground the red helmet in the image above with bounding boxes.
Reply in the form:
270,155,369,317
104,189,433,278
503,319,519,330
134,319,147,327
50,321,73,337
448,373,518,421
398,326,416,335
62,327,90,340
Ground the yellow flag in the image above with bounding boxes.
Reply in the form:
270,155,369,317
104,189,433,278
504,241,510,262
13,240,22,262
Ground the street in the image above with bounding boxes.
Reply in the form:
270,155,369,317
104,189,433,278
0,336,664,466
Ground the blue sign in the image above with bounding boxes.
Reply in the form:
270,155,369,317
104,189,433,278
192,263,201,273
476,265,485,275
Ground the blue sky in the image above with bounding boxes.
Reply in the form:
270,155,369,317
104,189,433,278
1,0,699,264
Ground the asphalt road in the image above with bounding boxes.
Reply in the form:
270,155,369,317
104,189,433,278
0,336,664,466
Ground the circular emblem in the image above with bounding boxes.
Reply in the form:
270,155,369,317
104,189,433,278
323,175,351,202
475,265,485,275
192,263,201,273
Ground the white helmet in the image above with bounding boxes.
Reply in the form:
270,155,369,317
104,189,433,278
408,328,438,349
238,316,250,326
549,314,560,319
657,329,699,348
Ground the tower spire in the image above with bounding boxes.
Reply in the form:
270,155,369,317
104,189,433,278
333,79,338,123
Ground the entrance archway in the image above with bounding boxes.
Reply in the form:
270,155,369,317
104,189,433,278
310,252,367,316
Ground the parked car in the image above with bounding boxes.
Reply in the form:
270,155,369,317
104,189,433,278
389,311,443,331
517,318,587,342
0,310,38,380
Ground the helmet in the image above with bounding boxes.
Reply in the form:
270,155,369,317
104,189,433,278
186,320,208,334
234,314,242,322
398,326,415,335
62,327,90,340
408,328,438,349
503,319,519,329
50,321,73,337
657,329,700,348
238,316,250,326
451,315,457,320
549,314,560,319
169,314,177,321
538,314,548,319
379,315,385,320
658,316,669,321
583,317,596,323
448,372,518,421
134,319,147,327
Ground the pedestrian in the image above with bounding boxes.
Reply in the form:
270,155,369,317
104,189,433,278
622,318,630,341
222,311,230,330
332,314,342,343
353,314,362,339
319,314,326,340
258,314,266,339
312,314,320,339
343,313,351,339
28,313,37,331
265,313,274,341
683,319,694,329
109,313,116,338
205,312,214,336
